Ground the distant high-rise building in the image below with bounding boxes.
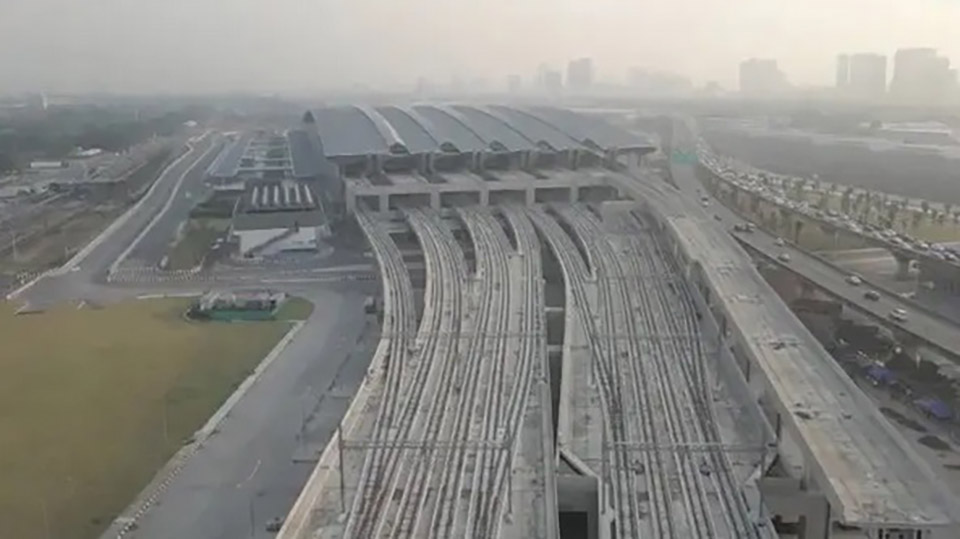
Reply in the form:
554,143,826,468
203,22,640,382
535,64,563,93
566,58,593,91
890,48,954,104
543,70,563,93
848,53,887,98
836,54,850,88
415,77,431,95
738,58,787,96
507,75,522,93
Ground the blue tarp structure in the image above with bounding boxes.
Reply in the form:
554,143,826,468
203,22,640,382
865,365,896,385
914,398,953,421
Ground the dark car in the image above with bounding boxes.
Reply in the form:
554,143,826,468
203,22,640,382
266,516,285,533
863,290,881,301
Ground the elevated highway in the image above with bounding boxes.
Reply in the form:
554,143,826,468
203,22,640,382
697,148,960,280
667,122,960,362
608,169,958,536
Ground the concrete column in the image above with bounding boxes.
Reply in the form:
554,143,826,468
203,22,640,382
571,149,580,170
474,152,485,173
894,253,912,281
797,498,830,539
557,475,600,539
378,194,389,213
430,192,440,210
759,478,830,539
569,186,578,203
480,188,489,206
526,188,535,206
346,192,356,214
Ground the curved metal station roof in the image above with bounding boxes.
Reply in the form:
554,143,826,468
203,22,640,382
286,129,326,178
448,105,536,151
527,106,649,150
309,104,652,158
488,105,585,151
313,106,390,157
374,106,440,154
410,105,488,152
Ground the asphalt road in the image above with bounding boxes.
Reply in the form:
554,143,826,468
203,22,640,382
15,134,218,306
119,288,374,539
4,127,383,539
123,136,225,267
671,123,960,360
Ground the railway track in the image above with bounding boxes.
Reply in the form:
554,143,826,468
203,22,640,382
615,208,759,537
345,208,465,538
527,202,763,538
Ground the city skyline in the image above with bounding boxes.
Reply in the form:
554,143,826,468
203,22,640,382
1,0,959,94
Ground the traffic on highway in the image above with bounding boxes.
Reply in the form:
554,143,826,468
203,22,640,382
671,120,960,361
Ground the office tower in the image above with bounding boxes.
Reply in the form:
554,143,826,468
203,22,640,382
739,58,787,96
507,75,522,93
566,58,593,91
836,54,850,88
848,53,887,98
890,48,954,104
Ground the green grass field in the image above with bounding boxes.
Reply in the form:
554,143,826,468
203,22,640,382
275,297,315,321
0,298,294,539
165,218,231,270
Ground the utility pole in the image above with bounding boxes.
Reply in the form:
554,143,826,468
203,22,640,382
40,497,51,539
337,422,346,513
161,398,169,447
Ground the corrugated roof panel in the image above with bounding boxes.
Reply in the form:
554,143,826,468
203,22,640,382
355,105,406,151
411,105,487,152
451,105,536,151
287,129,323,177
526,106,651,150
207,133,253,178
489,105,585,151
376,106,439,153
313,106,389,157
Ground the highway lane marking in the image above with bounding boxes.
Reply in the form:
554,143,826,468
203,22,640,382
63,137,201,273
109,134,221,276
236,458,261,488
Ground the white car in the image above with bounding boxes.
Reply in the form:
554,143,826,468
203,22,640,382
774,238,785,247
846,275,862,286
777,253,791,263
889,308,908,322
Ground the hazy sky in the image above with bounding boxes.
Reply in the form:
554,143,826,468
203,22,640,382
1,0,958,94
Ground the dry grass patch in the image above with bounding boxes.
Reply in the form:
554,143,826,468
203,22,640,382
0,298,292,539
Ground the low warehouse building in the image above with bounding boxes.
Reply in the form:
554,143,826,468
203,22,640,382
231,180,330,257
